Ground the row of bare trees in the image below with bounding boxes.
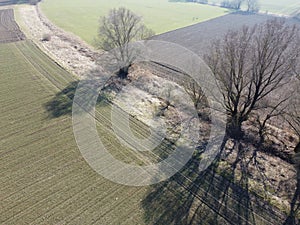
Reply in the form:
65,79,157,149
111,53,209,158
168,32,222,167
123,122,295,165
96,7,300,154
96,7,300,222
96,7,300,152
221,0,259,12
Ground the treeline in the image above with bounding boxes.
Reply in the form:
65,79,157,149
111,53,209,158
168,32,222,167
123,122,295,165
221,0,259,12
169,0,260,13
169,0,208,3
0,0,41,5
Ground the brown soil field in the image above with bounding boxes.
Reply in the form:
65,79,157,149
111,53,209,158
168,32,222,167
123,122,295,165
0,8,25,43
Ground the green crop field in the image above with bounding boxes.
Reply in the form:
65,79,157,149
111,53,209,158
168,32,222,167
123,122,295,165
40,0,229,45
0,40,152,224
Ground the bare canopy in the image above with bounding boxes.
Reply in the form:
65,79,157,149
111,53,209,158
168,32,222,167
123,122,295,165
97,7,154,78
206,19,300,138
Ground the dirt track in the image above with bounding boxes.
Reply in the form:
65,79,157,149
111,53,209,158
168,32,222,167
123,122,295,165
17,4,101,78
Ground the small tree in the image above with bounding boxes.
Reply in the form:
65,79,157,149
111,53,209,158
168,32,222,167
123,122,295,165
97,7,154,78
221,0,243,10
246,0,260,13
206,19,300,138
41,33,51,42
183,77,210,121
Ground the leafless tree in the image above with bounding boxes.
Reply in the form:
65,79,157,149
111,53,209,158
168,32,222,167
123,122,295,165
246,0,259,13
252,97,289,143
183,77,206,109
221,0,243,10
206,19,300,138
97,7,154,78
183,77,210,121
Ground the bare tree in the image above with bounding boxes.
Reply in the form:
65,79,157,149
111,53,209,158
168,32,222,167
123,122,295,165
183,77,210,121
206,19,300,138
183,77,206,109
246,0,260,13
221,0,243,10
253,97,289,143
97,7,154,78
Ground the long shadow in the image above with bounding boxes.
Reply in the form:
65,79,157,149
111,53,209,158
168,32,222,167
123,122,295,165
284,142,300,225
44,76,290,224
142,137,288,225
44,81,78,118
284,177,300,225
44,77,112,118
44,74,295,225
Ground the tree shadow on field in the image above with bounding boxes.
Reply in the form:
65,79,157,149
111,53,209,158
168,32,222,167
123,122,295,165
142,138,286,225
45,81,78,118
44,77,111,118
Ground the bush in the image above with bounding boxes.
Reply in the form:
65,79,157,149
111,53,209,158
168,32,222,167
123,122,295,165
41,33,51,42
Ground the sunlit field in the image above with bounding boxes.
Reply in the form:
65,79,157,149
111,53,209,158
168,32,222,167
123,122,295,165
40,0,229,45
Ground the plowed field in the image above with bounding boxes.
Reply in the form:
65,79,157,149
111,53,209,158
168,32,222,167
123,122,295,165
0,8,25,43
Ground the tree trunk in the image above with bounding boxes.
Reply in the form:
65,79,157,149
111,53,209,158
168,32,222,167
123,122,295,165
118,65,130,79
226,114,244,139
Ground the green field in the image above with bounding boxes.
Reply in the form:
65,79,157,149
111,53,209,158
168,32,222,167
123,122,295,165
40,0,229,45
0,40,151,224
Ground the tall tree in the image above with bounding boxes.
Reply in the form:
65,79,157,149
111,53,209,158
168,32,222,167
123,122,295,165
206,19,300,138
97,7,154,78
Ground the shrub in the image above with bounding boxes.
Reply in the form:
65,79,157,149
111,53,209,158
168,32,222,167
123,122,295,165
41,33,51,42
